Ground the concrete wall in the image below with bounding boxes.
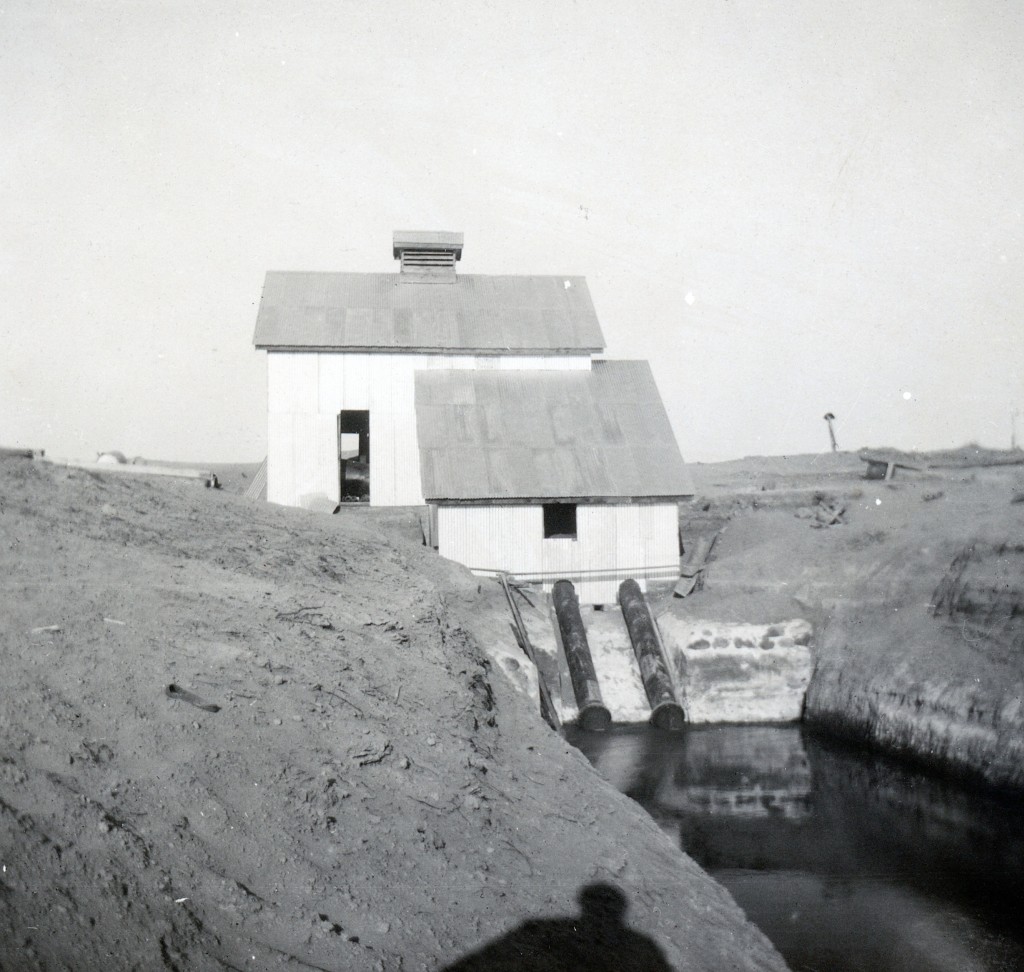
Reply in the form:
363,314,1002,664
657,616,814,723
266,351,592,508
436,502,680,605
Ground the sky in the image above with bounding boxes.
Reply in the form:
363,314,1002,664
2,0,1022,464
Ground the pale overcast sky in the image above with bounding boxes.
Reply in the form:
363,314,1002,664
2,0,1022,463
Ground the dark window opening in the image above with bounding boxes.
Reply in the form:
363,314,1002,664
543,503,577,540
338,410,370,503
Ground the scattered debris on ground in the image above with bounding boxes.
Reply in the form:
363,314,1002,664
792,493,847,528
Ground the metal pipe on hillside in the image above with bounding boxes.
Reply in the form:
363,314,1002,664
551,580,611,732
618,579,686,731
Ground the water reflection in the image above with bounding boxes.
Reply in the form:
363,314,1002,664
577,724,812,823
570,725,1024,972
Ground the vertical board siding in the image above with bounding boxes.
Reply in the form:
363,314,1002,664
639,505,679,572
316,355,347,414
438,506,543,575
310,414,340,503
437,502,681,604
388,358,421,506
540,537,580,582
578,505,617,604
266,413,294,505
268,353,319,414
367,356,395,505
266,412,338,506
267,351,593,508
614,505,643,579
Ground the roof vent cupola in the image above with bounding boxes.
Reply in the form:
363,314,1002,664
393,230,463,283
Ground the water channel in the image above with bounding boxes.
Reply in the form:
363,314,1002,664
568,724,1024,972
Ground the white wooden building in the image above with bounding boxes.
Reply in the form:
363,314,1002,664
254,232,602,508
253,231,693,603
414,362,692,604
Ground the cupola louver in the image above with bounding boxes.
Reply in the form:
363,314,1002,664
393,230,463,282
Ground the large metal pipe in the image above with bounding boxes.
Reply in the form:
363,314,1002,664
551,580,611,732
618,579,685,731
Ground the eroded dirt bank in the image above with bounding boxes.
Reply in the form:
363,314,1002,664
0,459,786,972
683,454,1024,793
803,529,1024,792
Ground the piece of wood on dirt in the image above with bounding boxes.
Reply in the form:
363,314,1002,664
47,458,219,487
811,503,847,528
299,493,340,514
860,452,923,480
674,531,720,597
500,574,562,733
165,683,222,713
0,446,41,459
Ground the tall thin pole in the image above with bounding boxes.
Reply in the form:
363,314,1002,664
824,412,838,453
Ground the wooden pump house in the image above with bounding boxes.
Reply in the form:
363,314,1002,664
254,232,693,604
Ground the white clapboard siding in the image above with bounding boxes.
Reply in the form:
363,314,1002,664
437,503,680,605
267,351,592,508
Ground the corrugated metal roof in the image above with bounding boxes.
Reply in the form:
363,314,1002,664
415,361,694,501
253,272,606,352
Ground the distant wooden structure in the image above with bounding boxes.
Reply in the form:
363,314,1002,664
861,453,923,480
46,458,219,488
859,447,1024,477
0,446,41,460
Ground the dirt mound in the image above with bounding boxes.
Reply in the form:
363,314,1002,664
0,458,785,972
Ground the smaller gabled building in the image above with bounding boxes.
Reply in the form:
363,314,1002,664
414,360,693,605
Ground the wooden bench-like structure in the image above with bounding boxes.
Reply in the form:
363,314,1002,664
860,453,923,480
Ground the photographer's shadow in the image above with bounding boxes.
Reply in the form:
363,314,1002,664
441,882,673,972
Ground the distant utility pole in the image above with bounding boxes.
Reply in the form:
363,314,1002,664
823,412,838,453
1013,409,1021,451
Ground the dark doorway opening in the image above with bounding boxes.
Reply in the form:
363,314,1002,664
338,410,370,503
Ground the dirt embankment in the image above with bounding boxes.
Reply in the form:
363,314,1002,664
804,531,1024,792
682,453,1024,793
0,459,786,972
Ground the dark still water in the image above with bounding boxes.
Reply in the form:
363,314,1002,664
568,725,1024,972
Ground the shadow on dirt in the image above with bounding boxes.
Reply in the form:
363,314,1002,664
440,882,673,972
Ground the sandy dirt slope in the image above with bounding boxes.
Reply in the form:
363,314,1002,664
676,452,1024,792
0,458,786,972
